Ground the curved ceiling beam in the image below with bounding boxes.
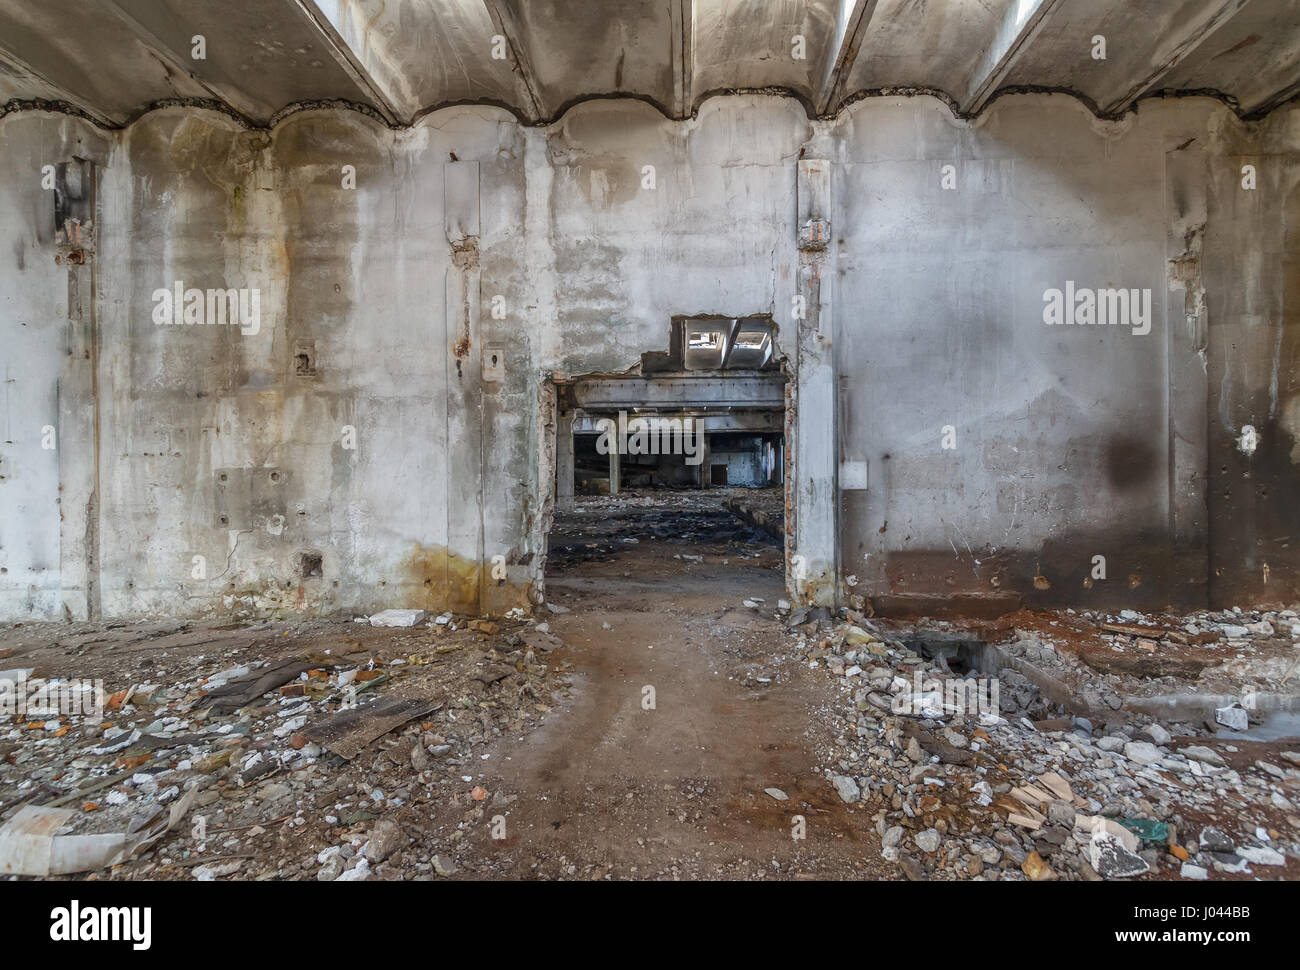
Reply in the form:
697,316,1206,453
962,0,1064,115
287,0,402,125
481,0,545,122
1105,0,1252,115
670,0,694,119
0,46,118,127
816,0,880,116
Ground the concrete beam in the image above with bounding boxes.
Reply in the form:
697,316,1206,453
481,0,546,121
1248,75,1300,117
285,0,403,124
816,0,880,117
1106,0,1251,114
95,0,254,118
0,46,118,127
573,412,784,434
961,0,1064,114
670,0,694,118
572,376,787,410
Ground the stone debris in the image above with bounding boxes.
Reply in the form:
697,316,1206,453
367,610,427,628
1215,704,1249,732
796,606,1300,881
832,775,860,804
0,614,569,880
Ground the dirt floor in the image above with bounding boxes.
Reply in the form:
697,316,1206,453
1,489,1296,881
478,490,888,878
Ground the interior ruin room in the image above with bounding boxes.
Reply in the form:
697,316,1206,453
0,0,1298,905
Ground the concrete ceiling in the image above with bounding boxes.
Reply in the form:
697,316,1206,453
1,0,1297,127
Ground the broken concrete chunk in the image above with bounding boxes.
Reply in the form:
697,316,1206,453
1237,846,1285,866
1144,723,1171,745
364,818,408,863
1181,745,1226,766
431,854,459,876
1123,741,1162,765
914,828,941,853
1088,834,1150,879
831,775,860,804
1199,826,1234,853
1214,704,1249,731
368,609,426,628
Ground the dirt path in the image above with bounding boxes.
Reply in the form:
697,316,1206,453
459,499,892,879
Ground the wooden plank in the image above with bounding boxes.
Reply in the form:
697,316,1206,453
302,696,439,760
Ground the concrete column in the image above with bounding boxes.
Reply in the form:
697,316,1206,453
697,433,711,488
444,160,484,613
608,433,620,495
1164,139,1209,603
794,156,837,607
557,411,575,509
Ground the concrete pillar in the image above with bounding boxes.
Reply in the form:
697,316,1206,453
444,159,484,612
557,411,575,510
793,156,837,607
1164,141,1209,602
608,432,620,495
697,433,711,488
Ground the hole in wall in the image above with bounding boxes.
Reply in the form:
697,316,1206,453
297,552,323,579
294,341,317,377
898,632,992,677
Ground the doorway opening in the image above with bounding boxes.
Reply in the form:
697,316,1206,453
538,316,791,609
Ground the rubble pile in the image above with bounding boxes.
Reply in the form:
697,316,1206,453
0,614,570,880
790,605,1300,881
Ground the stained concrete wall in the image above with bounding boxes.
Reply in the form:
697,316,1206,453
833,96,1300,613
837,97,1186,611
0,93,1296,620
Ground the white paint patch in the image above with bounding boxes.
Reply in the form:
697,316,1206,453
1237,424,1258,455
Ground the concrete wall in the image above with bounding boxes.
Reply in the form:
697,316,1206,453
0,92,1296,620
837,97,1180,610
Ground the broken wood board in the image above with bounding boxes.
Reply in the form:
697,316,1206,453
302,697,439,760
1039,771,1076,804
1010,784,1055,809
1008,812,1043,830
197,659,316,713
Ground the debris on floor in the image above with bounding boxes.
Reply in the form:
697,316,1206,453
0,614,570,880
793,604,1300,881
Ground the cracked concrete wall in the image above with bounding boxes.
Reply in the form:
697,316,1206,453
0,92,1296,620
